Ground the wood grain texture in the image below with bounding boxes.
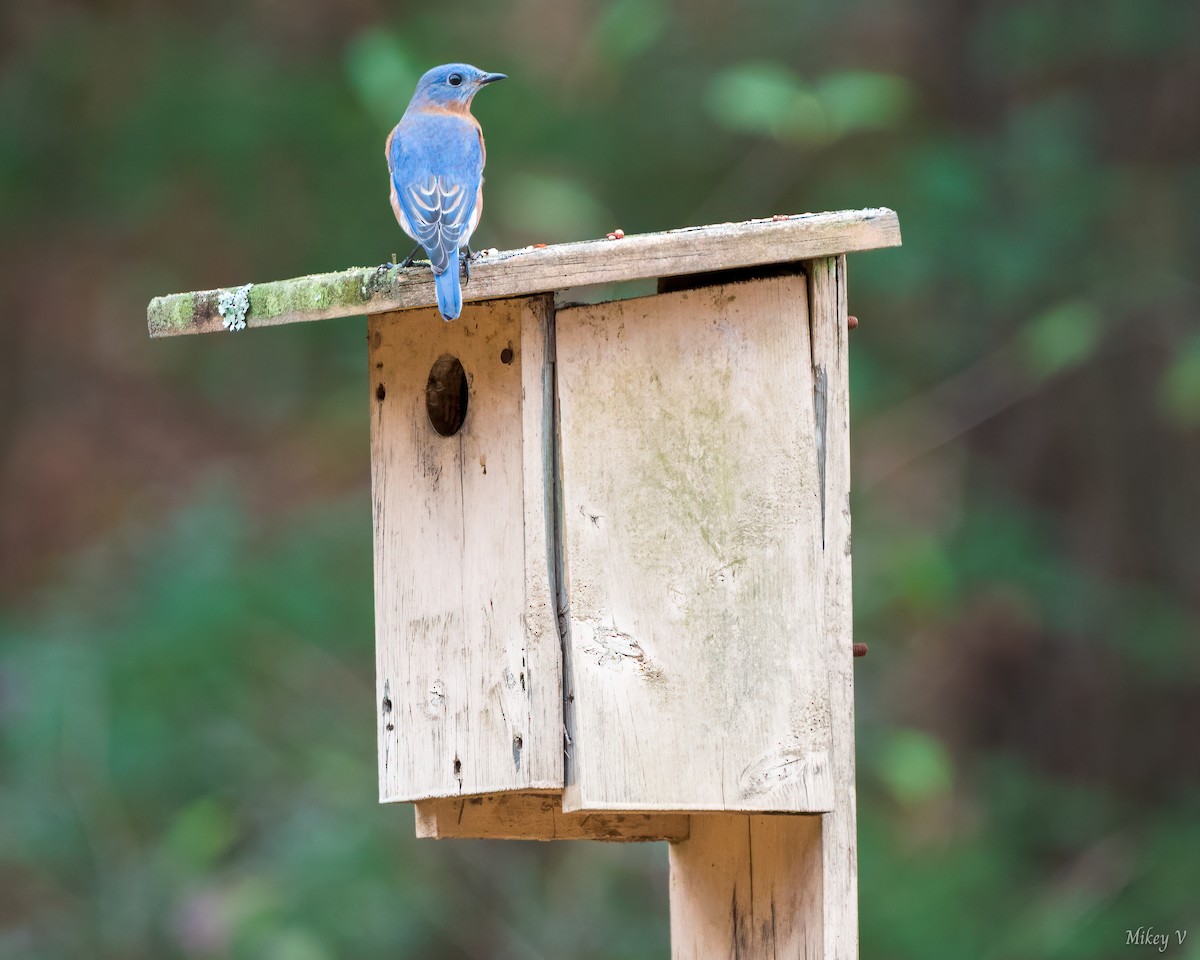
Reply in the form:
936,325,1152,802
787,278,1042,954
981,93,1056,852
414,791,689,841
554,275,834,814
370,295,562,803
807,256,859,960
669,813,823,959
147,208,900,337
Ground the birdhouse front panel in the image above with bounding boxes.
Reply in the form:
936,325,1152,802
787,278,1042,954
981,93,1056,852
554,274,835,813
370,294,563,803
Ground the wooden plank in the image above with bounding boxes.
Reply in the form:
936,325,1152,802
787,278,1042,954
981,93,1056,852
807,256,858,960
519,295,565,800
371,295,562,803
147,209,900,337
554,275,834,814
414,792,689,841
669,813,823,958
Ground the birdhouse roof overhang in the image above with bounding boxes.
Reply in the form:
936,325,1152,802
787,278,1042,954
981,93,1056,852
146,207,900,338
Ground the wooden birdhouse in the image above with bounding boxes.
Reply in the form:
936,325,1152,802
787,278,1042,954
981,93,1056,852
149,207,902,958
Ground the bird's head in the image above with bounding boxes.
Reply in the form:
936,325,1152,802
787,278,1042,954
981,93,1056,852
410,63,506,111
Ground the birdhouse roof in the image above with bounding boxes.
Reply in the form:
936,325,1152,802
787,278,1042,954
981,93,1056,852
146,208,900,338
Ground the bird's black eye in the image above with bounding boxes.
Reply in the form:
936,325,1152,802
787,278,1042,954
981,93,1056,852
448,73,463,86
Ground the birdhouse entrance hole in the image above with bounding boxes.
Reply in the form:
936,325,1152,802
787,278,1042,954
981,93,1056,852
425,354,469,436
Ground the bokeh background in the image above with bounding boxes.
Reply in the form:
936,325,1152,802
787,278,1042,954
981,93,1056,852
3,1,1199,957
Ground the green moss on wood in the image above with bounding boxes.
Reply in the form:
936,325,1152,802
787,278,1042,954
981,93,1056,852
251,268,376,320
146,291,197,335
146,266,411,337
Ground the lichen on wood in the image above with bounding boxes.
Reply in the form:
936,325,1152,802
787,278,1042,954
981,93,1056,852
217,283,253,332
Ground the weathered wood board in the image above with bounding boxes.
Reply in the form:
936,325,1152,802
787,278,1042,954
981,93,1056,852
370,295,562,803
147,209,901,337
809,256,859,959
669,813,823,959
414,791,689,841
554,275,835,813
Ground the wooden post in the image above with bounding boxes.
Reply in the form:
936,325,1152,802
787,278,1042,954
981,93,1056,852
669,815,823,958
148,211,899,960
662,258,858,959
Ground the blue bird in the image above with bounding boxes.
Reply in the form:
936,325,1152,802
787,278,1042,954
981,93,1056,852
386,63,506,321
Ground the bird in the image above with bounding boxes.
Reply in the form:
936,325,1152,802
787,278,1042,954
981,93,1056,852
385,63,506,321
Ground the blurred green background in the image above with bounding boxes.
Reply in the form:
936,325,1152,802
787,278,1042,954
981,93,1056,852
2,1,1198,957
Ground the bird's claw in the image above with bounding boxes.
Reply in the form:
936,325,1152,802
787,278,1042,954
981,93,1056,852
393,244,422,269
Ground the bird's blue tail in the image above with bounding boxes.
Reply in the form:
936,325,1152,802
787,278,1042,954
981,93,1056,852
434,250,462,321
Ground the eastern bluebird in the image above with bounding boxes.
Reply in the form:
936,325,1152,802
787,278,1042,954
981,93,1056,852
386,63,506,321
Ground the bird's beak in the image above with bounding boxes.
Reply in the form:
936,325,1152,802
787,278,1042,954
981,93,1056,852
478,72,507,86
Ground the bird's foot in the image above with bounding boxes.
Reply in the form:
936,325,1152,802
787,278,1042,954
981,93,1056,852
459,247,472,285
401,244,422,269
379,249,428,272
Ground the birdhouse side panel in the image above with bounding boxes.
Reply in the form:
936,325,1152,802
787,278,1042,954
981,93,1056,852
370,296,562,803
555,275,835,813
808,255,859,959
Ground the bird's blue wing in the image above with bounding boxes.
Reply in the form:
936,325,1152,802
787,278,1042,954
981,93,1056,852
388,115,482,275
397,174,473,273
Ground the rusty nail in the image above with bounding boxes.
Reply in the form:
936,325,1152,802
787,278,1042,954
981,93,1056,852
847,315,859,330
852,643,868,658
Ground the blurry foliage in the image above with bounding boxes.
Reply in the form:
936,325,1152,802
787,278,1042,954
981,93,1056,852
1,494,668,959
1160,335,1200,427
1020,301,1104,381
493,172,613,244
875,729,954,807
706,62,912,144
1,0,1198,957
590,0,670,64
345,29,420,129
